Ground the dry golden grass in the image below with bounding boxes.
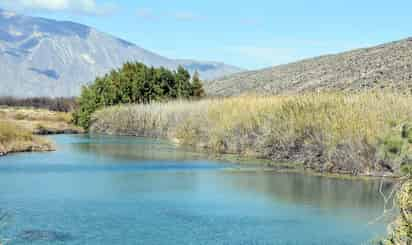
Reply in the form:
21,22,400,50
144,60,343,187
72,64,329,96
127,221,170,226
0,121,33,143
0,107,83,134
0,107,72,122
0,121,54,155
91,92,412,175
0,107,83,155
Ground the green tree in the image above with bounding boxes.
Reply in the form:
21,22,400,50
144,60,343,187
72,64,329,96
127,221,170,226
73,62,198,129
191,71,206,98
73,85,100,129
156,67,176,98
175,66,192,98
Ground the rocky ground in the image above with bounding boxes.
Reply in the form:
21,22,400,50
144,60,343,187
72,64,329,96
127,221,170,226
207,37,412,96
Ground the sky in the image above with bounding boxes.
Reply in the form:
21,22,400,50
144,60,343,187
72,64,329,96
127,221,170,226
1,0,412,70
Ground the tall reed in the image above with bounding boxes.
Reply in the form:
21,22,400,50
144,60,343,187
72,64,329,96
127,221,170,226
91,92,412,176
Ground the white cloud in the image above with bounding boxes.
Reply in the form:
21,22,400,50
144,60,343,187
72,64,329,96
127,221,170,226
1,0,116,15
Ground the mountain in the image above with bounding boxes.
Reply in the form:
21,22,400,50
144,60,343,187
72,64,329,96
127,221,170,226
206,38,412,95
0,9,243,97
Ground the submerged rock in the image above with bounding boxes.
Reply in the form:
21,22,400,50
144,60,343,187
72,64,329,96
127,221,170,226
18,230,74,242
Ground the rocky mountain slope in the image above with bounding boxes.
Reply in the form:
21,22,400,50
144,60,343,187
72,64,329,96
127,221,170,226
0,9,243,97
206,38,412,95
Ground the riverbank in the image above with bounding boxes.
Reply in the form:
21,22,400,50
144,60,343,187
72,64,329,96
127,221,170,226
384,179,412,244
0,107,83,156
0,121,54,156
90,92,412,177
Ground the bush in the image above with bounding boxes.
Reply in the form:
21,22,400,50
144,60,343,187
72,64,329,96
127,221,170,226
383,135,405,155
401,124,412,144
73,62,206,129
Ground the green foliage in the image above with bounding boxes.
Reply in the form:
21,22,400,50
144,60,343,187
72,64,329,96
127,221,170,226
175,66,192,98
383,135,405,155
401,161,412,176
401,124,412,144
73,86,100,129
73,63,205,129
191,71,206,98
379,123,412,176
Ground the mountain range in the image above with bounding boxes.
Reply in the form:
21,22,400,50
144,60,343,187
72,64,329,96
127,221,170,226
0,9,243,97
2,8,412,98
206,38,412,95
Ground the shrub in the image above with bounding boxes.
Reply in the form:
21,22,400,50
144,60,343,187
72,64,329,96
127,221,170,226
401,124,412,144
14,113,27,120
383,135,405,155
73,62,206,129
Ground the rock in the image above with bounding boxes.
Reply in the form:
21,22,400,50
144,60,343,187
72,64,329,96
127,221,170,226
18,230,74,242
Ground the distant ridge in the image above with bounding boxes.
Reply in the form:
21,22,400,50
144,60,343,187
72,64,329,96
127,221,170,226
0,9,243,97
206,38,412,95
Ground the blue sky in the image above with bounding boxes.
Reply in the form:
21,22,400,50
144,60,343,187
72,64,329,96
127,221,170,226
1,0,412,69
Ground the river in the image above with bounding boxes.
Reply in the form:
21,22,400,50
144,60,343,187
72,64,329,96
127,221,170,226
0,135,391,244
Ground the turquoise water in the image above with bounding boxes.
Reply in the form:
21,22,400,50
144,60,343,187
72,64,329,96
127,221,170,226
0,135,391,245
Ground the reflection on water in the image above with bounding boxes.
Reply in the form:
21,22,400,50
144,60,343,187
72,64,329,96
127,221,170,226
221,172,393,211
0,135,392,245
71,134,207,161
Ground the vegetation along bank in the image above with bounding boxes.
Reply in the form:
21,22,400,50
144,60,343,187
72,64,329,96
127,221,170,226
69,62,412,243
0,121,53,156
90,92,412,177
382,178,411,245
0,107,83,156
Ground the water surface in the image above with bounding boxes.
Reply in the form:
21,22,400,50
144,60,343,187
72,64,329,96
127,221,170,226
0,135,391,245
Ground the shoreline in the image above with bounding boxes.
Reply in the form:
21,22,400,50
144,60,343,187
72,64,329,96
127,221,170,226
151,135,402,180
90,93,412,179
0,107,84,157
90,132,402,180
178,141,402,180
0,136,55,157
217,155,400,179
